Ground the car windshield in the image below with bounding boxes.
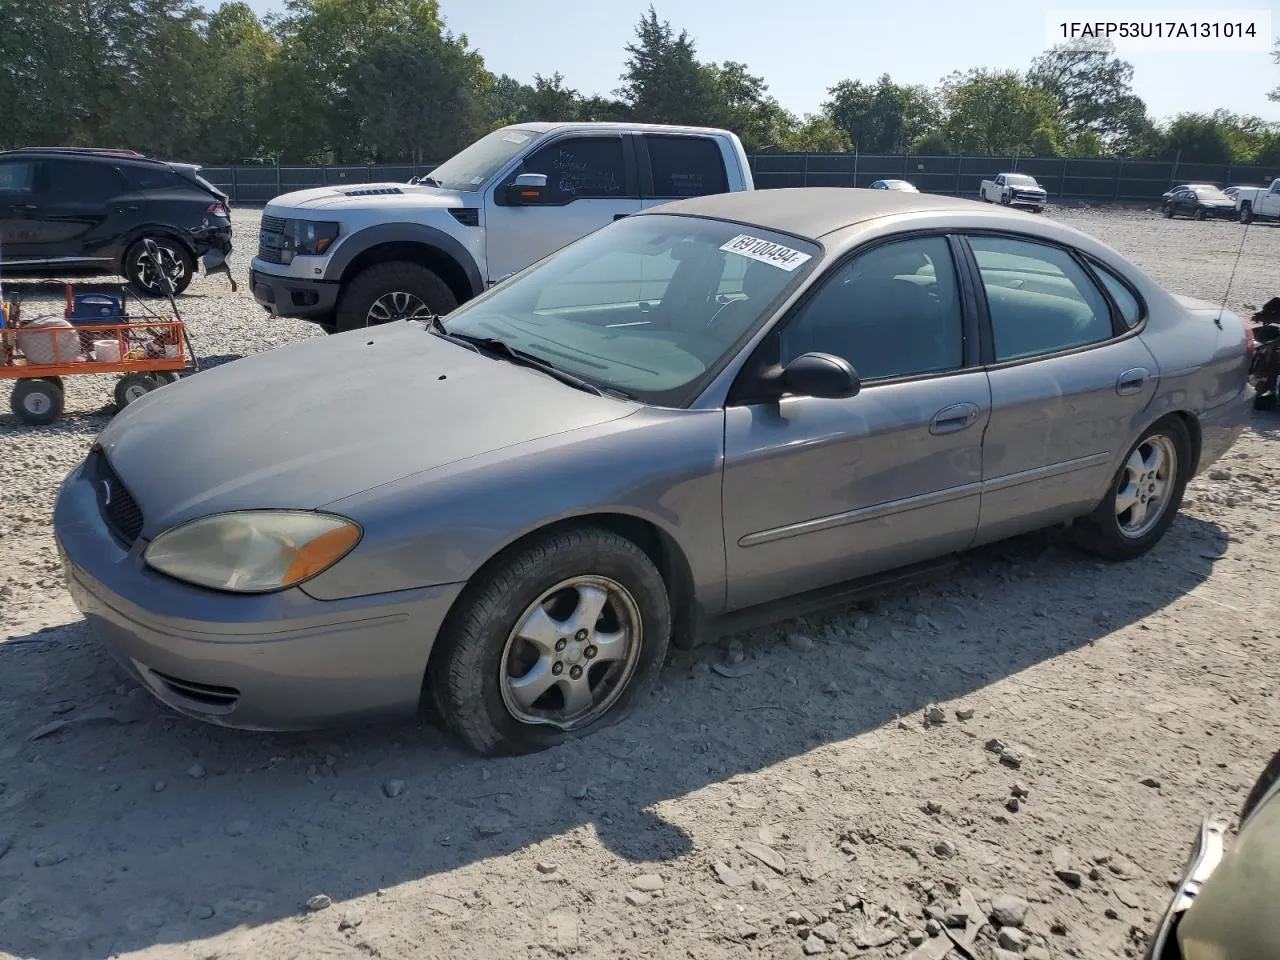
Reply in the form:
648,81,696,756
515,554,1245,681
425,128,540,191
439,214,821,406
1007,175,1038,186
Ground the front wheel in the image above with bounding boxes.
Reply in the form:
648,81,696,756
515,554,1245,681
1067,417,1191,561
428,527,671,755
1000,192,1011,205
1193,207,1206,221
1162,204,1174,218
333,261,458,334
124,238,194,297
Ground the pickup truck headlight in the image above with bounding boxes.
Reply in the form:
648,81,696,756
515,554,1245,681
143,510,361,593
281,220,339,263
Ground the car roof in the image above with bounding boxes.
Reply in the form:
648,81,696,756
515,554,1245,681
0,147,166,165
640,187,998,240
507,121,736,138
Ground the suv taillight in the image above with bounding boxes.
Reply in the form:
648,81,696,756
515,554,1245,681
207,200,230,217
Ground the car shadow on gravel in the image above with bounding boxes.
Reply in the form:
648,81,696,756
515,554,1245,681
0,512,1229,959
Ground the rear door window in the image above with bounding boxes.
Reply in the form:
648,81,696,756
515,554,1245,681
644,136,729,198
42,159,127,204
120,164,185,192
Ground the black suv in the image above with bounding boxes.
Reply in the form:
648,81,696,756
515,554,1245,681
0,147,232,296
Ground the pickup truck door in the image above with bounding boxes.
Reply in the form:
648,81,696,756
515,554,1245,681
1262,180,1280,217
484,132,642,285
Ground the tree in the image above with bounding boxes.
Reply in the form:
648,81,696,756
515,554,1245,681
823,75,940,153
199,3,279,161
702,61,792,151
940,69,1061,155
775,115,851,152
1271,39,1279,102
615,6,716,125
910,131,952,155
1029,40,1150,153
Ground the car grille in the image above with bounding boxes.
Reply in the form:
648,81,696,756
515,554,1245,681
148,669,241,711
258,215,286,264
89,448,144,546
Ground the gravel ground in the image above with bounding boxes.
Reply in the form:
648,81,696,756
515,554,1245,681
1,205,1278,960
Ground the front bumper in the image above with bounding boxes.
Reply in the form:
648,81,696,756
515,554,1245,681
53,459,464,731
1009,193,1047,207
249,262,340,321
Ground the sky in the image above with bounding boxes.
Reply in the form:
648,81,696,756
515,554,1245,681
228,0,1280,124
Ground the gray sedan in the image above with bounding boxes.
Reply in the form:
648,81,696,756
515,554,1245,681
54,189,1254,755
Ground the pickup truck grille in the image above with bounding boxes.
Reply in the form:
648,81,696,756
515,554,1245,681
258,215,287,264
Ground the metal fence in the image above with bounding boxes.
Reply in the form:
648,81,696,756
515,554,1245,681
199,155,1277,205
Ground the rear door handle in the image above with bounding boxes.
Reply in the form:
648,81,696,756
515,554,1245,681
930,402,981,435
1117,367,1150,395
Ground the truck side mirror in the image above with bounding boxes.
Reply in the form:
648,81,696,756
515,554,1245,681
502,173,548,206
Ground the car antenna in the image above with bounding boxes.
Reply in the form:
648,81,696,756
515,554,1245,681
1216,218,1253,330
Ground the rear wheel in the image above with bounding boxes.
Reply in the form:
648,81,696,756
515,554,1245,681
114,373,160,410
429,527,671,756
10,378,64,425
333,261,457,334
1240,203,1254,224
125,238,194,297
1067,417,1191,561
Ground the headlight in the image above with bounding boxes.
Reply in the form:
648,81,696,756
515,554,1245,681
280,220,339,263
143,511,361,593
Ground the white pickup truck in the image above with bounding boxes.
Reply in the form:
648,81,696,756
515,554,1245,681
979,173,1047,212
250,122,754,333
1234,178,1280,224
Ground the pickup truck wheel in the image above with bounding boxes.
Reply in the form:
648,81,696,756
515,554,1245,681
428,526,671,756
1000,191,1011,205
334,261,457,333
1240,203,1254,224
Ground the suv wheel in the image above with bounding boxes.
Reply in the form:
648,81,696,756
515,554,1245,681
334,261,458,334
125,239,194,297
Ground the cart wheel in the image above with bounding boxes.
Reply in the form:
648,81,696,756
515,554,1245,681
153,372,178,385
11,378,65,425
114,373,160,410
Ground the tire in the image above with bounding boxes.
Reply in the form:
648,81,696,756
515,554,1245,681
10,378,64,425
1067,416,1191,561
1240,749,1280,824
124,238,194,297
1162,204,1174,219
114,373,160,410
1240,203,1254,224
333,261,458,334
429,526,671,756
1000,192,1011,205
1193,207,1206,221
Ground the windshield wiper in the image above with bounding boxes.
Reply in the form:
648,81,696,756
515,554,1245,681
450,333,621,397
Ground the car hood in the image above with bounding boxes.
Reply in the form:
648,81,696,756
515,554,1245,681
265,183,471,213
95,324,638,537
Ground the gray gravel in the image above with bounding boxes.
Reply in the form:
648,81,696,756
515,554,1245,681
0,203,1278,960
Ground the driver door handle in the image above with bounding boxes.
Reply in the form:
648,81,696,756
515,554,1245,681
930,402,981,435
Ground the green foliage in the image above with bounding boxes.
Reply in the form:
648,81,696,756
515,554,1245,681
824,75,941,154
0,2,1272,165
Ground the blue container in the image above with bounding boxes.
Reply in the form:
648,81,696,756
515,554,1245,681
70,293,124,324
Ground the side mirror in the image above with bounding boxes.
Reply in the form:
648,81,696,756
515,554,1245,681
761,352,861,400
503,172,548,205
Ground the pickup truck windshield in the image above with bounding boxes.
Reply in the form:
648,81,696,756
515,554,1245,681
439,214,821,406
425,128,539,192
1006,175,1038,186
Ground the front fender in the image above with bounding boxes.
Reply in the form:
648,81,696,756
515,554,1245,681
322,221,484,297
301,408,730,613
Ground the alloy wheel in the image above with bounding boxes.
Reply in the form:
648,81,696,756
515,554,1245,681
365,291,435,326
499,576,643,730
1115,435,1177,539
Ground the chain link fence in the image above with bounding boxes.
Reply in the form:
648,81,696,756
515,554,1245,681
198,155,1276,205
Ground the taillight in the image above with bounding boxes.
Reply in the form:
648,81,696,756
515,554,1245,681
206,200,230,217
1245,324,1257,358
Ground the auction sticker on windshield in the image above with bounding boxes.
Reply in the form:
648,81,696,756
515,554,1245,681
720,234,812,271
